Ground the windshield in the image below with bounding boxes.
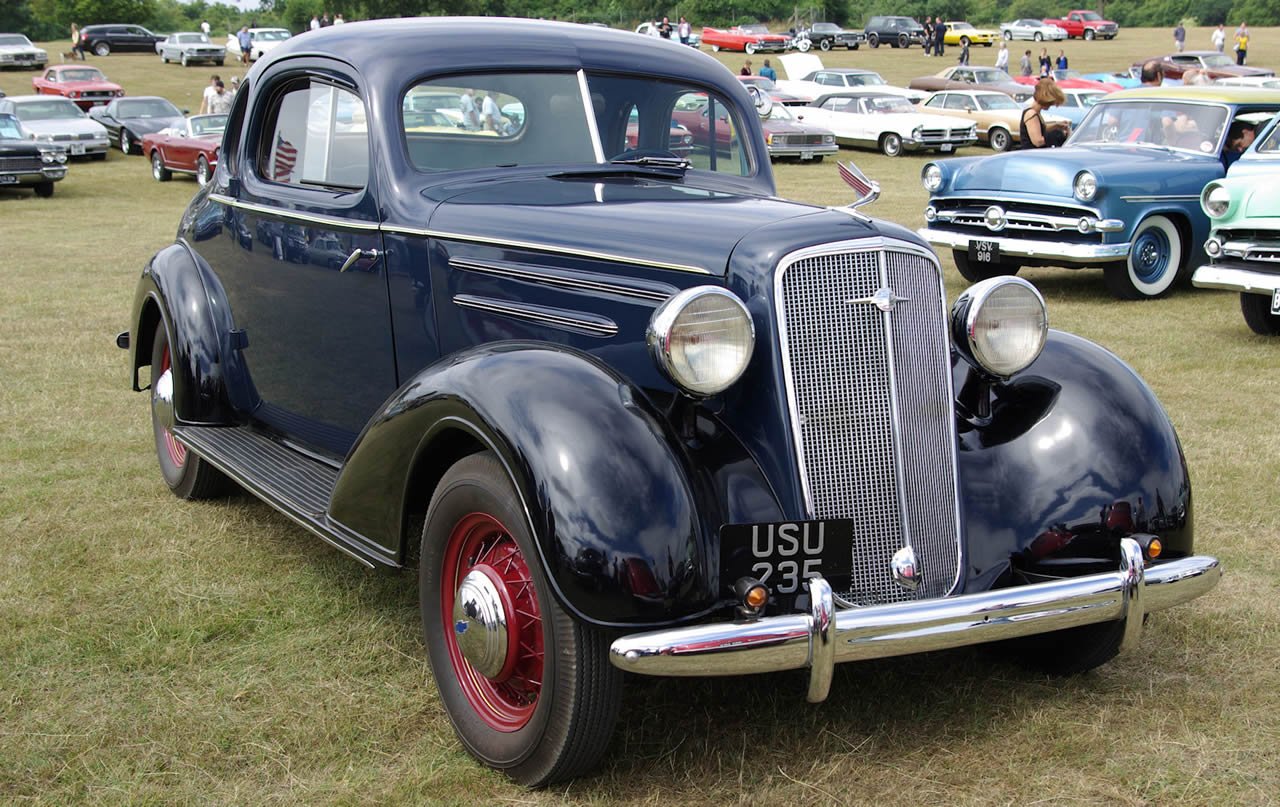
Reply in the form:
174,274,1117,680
812,23,839,32
740,76,776,90
740,24,770,34
846,73,886,86
977,94,1019,110
60,68,107,82
971,68,1013,83
1076,92,1103,107
0,117,22,138
177,34,210,44
0,34,33,47
118,99,180,118
401,71,751,176
865,95,914,113
1080,12,1102,20
767,104,797,121
254,30,290,41
1054,69,1083,80
1070,100,1229,152
190,114,227,136
952,23,975,31
14,100,85,120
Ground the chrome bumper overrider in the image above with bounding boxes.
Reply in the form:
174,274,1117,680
609,538,1221,703
1193,263,1280,295
918,227,1131,262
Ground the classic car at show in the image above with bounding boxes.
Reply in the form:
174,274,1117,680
909,66,1034,103
777,55,926,103
32,65,125,110
225,27,292,61
88,95,186,155
1043,11,1118,40
942,22,998,47
863,15,927,48
1193,114,1280,334
999,19,1067,41
794,22,865,51
140,113,226,185
1135,52,1276,82
920,89,1068,151
0,111,67,196
0,33,47,70
801,90,978,155
759,102,837,160
700,24,791,54
118,17,1223,788
78,24,166,56
1214,76,1280,89
158,32,227,66
0,95,110,158
918,87,1280,299
737,75,814,105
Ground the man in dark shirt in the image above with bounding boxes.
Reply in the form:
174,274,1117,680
933,16,945,57
658,16,672,39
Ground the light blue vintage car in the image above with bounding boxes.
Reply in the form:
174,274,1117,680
1192,112,1280,333
918,87,1280,298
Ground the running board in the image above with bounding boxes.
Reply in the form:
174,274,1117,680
174,425,399,569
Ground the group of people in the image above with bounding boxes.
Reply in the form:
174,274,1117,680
646,16,694,46
309,13,347,30
920,18,948,58
198,73,239,115
739,59,776,80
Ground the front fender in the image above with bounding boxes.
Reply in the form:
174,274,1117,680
957,330,1193,592
329,343,711,627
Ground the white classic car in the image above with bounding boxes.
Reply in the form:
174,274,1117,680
777,53,925,104
0,33,47,69
999,19,1068,41
158,32,226,66
0,94,110,158
800,90,977,156
225,27,291,61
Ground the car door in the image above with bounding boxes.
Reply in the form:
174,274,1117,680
199,63,394,457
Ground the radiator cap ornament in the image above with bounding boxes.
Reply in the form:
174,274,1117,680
891,546,922,591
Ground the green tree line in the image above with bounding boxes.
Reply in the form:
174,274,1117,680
3,0,1273,44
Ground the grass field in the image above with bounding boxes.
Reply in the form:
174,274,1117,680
2,24,1279,805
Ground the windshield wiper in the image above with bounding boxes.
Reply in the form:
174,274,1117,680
608,155,691,171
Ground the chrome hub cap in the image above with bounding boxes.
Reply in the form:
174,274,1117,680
452,568,511,679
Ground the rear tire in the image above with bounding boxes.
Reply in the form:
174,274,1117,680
149,321,231,499
196,155,211,187
1004,31,1013,40
953,250,1020,282
989,127,1011,152
181,53,189,67
1034,31,1043,41
421,453,622,787
745,42,757,54
1240,293,1280,335
711,44,720,52
94,42,110,56
119,129,132,154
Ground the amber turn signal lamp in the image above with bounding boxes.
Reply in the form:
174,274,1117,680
1147,538,1163,559
733,577,769,618
744,585,768,609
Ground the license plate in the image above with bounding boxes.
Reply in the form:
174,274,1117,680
969,239,1000,264
941,143,954,152
1271,288,1280,315
720,520,851,595
69,143,85,155
800,150,814,160
0,175,17,184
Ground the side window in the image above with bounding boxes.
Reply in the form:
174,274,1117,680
924,94,943,108
259,80,368,189
673,92,748,176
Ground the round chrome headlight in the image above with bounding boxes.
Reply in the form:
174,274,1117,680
912,126,923,140
1073,170,1097,202
40,151,54,164
1202,182,1231,218
951,276,1047,378
648,287,755,396
823,134,834,145
922,163,943,192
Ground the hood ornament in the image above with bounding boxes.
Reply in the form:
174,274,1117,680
846,287,910,312
838,160,881,208
891,546,922,591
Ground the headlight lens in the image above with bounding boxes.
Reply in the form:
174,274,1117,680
823,134,834,144
912,126,923,140
952,277,1047,377
922,163,943,192
1202,182,1231,218
648,287,755,396
40,151,54,164
1073,170,1097,201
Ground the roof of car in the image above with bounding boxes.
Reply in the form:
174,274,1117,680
814,91,899,102
1106,86,1280,103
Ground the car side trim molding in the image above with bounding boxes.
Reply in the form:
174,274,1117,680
453,294,619,337
208,193,383,231
1119,194,1200,203
447,256,677,303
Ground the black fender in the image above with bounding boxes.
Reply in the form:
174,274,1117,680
328,343,714,627
127,240,238,425
956,330,1193,593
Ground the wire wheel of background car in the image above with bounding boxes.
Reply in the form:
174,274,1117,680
868,33,879,47
879,132,903,156
996,616,1127,675
148,321,230,499
420,452,621,787
1105,215,1182,299
195,155,211,186
119,129,132,154
952,250,1020,282
1240,293,1280,335
1034,31,1043,41
989,127,1011,152
1084,29,1096,40
151,151,171,181
94,42,110,56
820,37,832,50
33,181,54,198
897,33,909,48
181,53,189,67
744,42,757,54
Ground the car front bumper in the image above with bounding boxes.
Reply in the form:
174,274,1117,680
904,135,979,152
611,538,1221,702
919,226,1131,262
0,166,67,185
767,143,839,158
1192,262,1280,295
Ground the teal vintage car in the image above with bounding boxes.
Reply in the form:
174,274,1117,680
1192,113,1280,333
918,87,1280,299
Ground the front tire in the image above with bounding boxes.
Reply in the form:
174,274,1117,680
1004,30,1013,40
710,44,719,52
880,132,903,157
1105,215,1183,299
151,150,171,181
196,155,211,187
961,36,971,47
148,321,230,499
161,53,168,63
868,33,880,48
119,129,132,154
796,38,811,52
421,453,622,787
820,37,831,51
1084,29,1096,40
33,181,54,198
989,126,1011,152
897,33,909,48
181,52,189,67
1034,31,1043,41
745,42,757,54
1240,293,1280,335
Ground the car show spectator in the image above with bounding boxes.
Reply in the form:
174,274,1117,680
678,17,691,46
658,16,672,39
69,22,86,60
199,74,221,114
923,18,934,55
207,80,232,115
334,13,345,24
1140,60,1164,86
995,41,1008,71
480,92,500,131
1234,23,1249,65
933,16,945,57
759,59,776,81
1038,47,1051,77
236,26,251,65
740,60,752,76
320,13,331,27
200,19,211,36
1056,50,1068,69
311,15,320,30
460,88,480,129
1020,49,1032,76
1174,22,1185,53
957,39,969,66
1182,68,1209,86
1020,77,1069,149
1212,23,1225,53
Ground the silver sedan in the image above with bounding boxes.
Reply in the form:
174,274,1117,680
158,32,226,67
999,19,1067,41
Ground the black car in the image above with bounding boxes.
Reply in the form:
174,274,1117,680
120,17,1221,788
864,15,927,48
0,112,67,196
79,24,166,57
88,95,185,154
797,22,866,51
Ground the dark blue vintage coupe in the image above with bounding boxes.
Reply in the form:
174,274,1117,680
121,18,1221,785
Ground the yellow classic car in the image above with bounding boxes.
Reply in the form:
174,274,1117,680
944,22,998,47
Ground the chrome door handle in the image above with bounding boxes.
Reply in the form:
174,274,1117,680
339,248,379,273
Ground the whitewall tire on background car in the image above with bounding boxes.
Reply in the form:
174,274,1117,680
1106,215,1183,299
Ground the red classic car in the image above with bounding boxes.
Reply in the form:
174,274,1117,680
32,65,125,110
1012,69,1122,93
140,113,225,186
701,24,791,54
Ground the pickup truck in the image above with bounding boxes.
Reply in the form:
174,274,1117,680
1042,10,1118,40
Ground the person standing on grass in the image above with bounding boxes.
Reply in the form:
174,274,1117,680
1235,23,1249,65
1056,50,1068,70
199,74,221,114
310,15,320,30
933,17,945,57
200,19,210,36
678,16,691,46
957,39,969,66
237,26,251,65
1174,22,1185,53
1038,47,1051,77
1020,49,1032,77
923,17,934,56
1212,23,1225,53
207,80,232,115
69,22,85,60
995,41,1008,71
759,58,776,81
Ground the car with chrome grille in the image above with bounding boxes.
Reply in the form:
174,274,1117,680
32,64,125,110
918,86,1280,299
0,111,67,196
800,90,978,156
119,17,1221,788
0,94,110,159
0,33,47,69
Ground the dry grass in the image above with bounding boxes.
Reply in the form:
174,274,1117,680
1,25,1278,806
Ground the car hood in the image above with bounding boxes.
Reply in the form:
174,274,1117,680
0,43,45,55
780,52,823,80
19,118,108,137
119,115,186,135
0,138,40,155
428,175,836,276
764,118,828,135
942,146,1216,196
897,111,976,129
55,80,123,92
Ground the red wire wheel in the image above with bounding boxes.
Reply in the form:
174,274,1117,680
147,319,228,500
156,344,188,469
441,512,544,732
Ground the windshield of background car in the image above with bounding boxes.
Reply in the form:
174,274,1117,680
1070,100,1229,152
0,117,22,138
118,99,180,118
741,25,770,34
14,100,85,120
177,34,210,43
767,104,797,121
848,73,886,86
977,94,1018,110
1201,54,1235,68
190,114,227,136
953,23,975,30
255,30,290,41
812,24,839,32
0,35,32,46
972,69,1013,83
61,68,106,82
865,95,914,113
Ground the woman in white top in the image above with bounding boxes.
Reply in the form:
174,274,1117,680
995,42,1009,71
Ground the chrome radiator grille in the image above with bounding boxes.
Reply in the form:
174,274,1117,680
777,242,961,605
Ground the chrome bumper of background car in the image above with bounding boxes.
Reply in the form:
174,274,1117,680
610,538,1221,703
768,145,839,158
0,166,67,183
919,227,1131,261
1192,263,1280,294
